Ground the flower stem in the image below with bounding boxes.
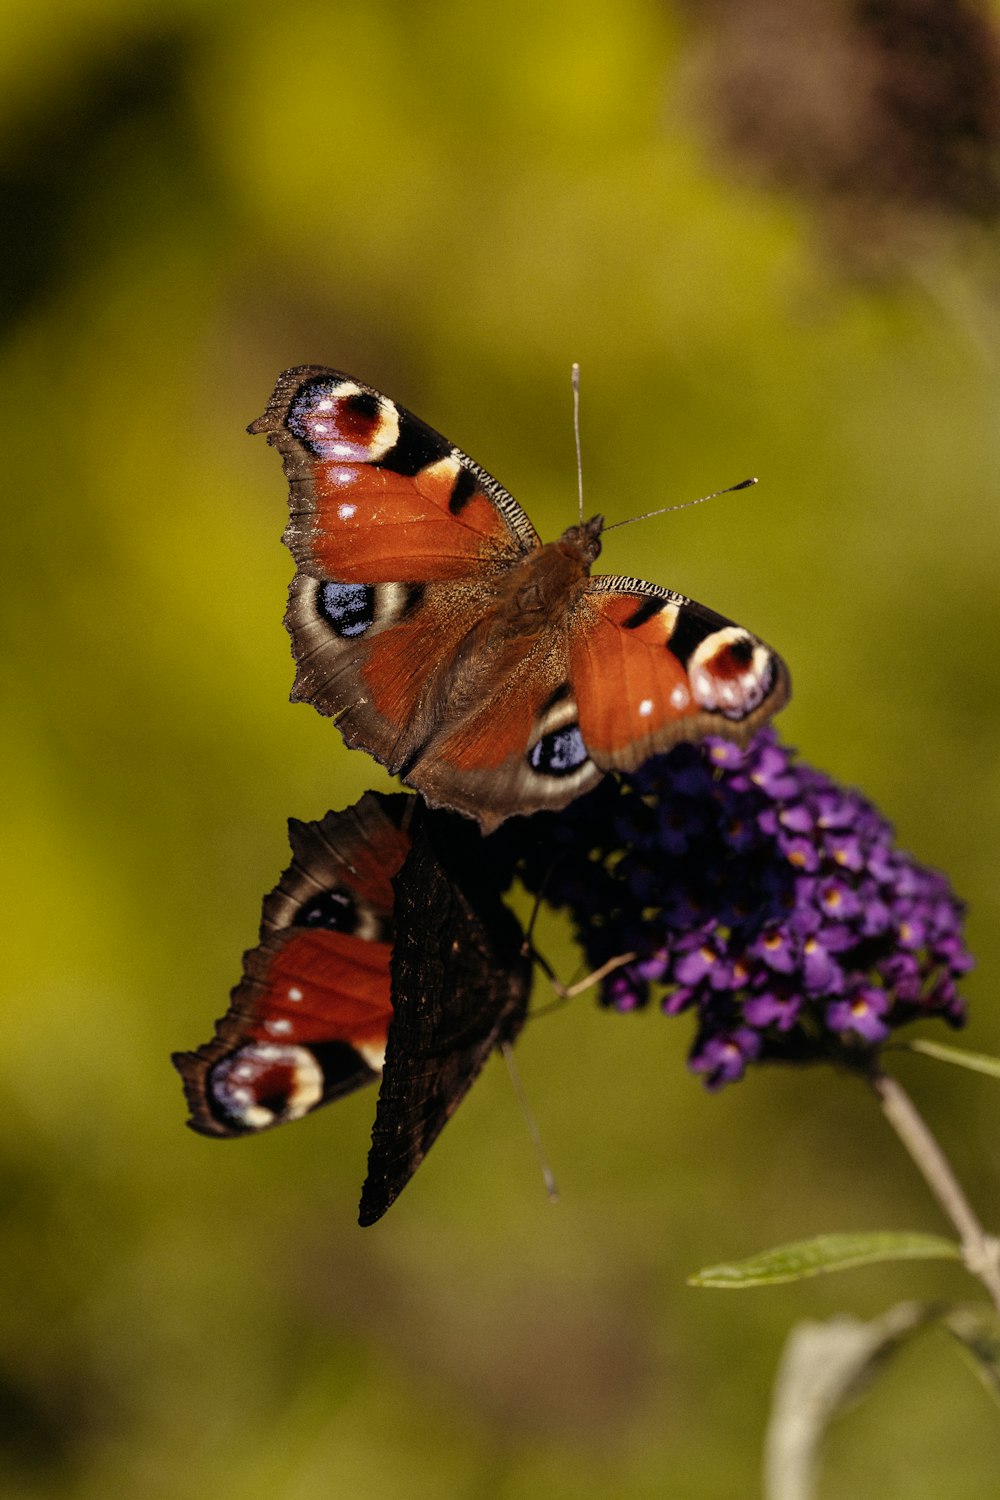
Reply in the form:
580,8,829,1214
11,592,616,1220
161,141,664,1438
870,1068,1000,1312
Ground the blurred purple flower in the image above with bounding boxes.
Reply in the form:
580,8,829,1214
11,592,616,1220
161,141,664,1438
510,730,972,1089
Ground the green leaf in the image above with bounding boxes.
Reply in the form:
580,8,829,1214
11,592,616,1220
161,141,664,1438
907,1037,1000,1080
943,1305,1000,1407
691,1231,961,1288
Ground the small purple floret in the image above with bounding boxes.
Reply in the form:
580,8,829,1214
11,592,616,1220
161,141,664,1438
827,985,892,1044
690,1027,763,1089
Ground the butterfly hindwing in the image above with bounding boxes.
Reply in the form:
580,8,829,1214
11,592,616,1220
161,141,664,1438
360,808,532,1226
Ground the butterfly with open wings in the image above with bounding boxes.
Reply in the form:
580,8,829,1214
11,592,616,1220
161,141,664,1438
249,368,790,833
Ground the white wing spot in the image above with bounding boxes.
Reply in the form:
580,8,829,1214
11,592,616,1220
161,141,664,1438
266,1018,293,1037
337,502,357,519
638,697,654,718
357,1040,387,1073
287,986,303,1002
670,684,690,709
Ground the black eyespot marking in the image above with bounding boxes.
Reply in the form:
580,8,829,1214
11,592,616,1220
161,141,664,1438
377,410,450,477
293,887,357,933
319,581,376,637
342,390,381,423
665,608,719,664
539,681,572,714
207,1044,322,1129
529,724,589,777
448,466,479,514
622,597,664,630
311,1039,380,1087
249,1076,292,1119
725,636,755,667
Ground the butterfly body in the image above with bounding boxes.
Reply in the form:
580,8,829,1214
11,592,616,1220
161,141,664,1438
251,367,789,831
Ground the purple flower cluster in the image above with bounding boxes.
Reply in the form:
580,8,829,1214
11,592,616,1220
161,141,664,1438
510,731,972,1089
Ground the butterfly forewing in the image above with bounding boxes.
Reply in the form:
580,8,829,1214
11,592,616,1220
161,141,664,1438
249,366,539,579
570,578,789,770
173,793,410,1138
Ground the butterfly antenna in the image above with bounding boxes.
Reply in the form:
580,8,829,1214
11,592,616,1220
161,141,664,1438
526,945,639,1018
523,946,569,1018
500,1041,559,1204
603,476,757,533
521,855,562,957
572,362,584,526
558,951,639,998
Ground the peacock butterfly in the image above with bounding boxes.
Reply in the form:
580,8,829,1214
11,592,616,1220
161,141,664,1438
249,368,790,832
173,793,531,1225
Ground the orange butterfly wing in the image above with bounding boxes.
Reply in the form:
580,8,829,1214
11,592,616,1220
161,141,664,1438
570,579,790,770
249,366,538,580
172,793,409,1137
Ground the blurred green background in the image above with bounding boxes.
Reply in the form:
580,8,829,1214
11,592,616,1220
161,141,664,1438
4,1,1000,1495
